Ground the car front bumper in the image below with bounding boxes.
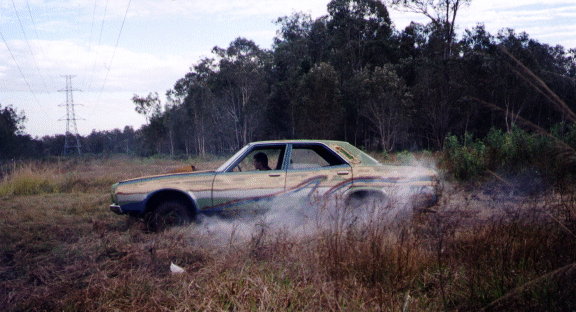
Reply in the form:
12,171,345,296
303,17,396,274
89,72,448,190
110,204,124,215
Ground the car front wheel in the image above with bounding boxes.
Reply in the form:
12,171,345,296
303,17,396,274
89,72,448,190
148,200,191,232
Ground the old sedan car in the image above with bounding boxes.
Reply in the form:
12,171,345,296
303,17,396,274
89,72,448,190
110,140,440,230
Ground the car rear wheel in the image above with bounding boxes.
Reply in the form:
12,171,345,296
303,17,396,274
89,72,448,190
148,200,191,232
345,191,387,209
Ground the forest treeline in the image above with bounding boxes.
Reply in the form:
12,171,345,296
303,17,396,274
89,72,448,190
2,0,575,159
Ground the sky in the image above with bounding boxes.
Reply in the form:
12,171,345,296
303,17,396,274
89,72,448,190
1,0,575,138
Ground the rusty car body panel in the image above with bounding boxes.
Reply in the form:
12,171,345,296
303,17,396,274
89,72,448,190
109,140,440,226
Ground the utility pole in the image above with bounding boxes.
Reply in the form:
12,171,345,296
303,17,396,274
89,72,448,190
59,75,83,155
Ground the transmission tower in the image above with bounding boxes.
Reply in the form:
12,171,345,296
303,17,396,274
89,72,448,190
58,75,83,155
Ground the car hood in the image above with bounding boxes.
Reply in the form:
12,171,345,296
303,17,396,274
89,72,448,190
118,170,216,185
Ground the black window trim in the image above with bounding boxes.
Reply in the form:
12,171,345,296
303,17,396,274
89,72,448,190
223,143,288,172
286,142,350,171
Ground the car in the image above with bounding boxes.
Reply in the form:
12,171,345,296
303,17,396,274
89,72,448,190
109,140,441,230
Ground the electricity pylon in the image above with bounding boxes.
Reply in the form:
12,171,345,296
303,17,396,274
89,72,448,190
58,75,83,155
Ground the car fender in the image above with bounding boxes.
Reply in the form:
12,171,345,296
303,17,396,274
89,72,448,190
143,188,199,217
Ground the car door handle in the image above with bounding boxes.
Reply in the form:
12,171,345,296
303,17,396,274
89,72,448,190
269,173,281,177
337,171,349,175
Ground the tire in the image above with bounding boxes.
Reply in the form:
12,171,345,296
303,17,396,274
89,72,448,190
148,200,191,232
345,191,387,209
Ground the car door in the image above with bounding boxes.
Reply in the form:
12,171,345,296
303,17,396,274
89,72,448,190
284,143,352,204
210,144,287,216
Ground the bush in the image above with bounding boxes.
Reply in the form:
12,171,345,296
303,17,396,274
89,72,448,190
444,125,576,187
550,122,576,150
444,132,487,180
396,150,416,165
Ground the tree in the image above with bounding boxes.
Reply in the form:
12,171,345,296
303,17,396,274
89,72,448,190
388,0,471,59
270,13,316,139
132,93,166,154
323,0,397,144
0,104,26,159
397,22,430,61
295,62,344,139
132,92,162,124
358,65,412,151
171,58,219,156
477,29,576,133
386,1,472,148
212,38,270,148
327,0,394,77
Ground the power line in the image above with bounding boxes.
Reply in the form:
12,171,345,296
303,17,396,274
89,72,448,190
88,0,132,121
11,0,49,93
25,0,57,92
81,0,100,90
87,0,109,91
0,30,49,118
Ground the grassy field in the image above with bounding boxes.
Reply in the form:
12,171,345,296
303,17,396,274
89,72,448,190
1,155,575,311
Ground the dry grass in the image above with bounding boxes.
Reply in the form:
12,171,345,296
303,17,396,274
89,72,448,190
0,156,223,197
0,157,575,311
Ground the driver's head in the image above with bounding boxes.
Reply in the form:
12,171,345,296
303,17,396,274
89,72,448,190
254,152,269,170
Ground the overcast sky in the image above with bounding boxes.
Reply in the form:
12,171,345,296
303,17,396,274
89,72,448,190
1,0,575,138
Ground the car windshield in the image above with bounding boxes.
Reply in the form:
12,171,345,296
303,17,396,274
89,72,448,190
216,145,251,172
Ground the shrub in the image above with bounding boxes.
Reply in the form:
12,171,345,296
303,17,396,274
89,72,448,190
444,133,487,180
396,150,416,165
445,126,576,187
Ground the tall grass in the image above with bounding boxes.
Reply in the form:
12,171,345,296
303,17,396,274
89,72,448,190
0,162,61,196
2,184,575,311
0,156,216,197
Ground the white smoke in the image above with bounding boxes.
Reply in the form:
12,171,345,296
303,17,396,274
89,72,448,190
187,155,441,247
189,191,418,247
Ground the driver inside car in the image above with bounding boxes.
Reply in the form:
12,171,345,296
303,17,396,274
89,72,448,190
253,152,271,171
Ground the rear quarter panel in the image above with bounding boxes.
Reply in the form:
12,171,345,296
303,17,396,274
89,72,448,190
349,165,439,198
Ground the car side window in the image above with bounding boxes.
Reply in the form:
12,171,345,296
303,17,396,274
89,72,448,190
289,145,347,170
229,147,285,172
